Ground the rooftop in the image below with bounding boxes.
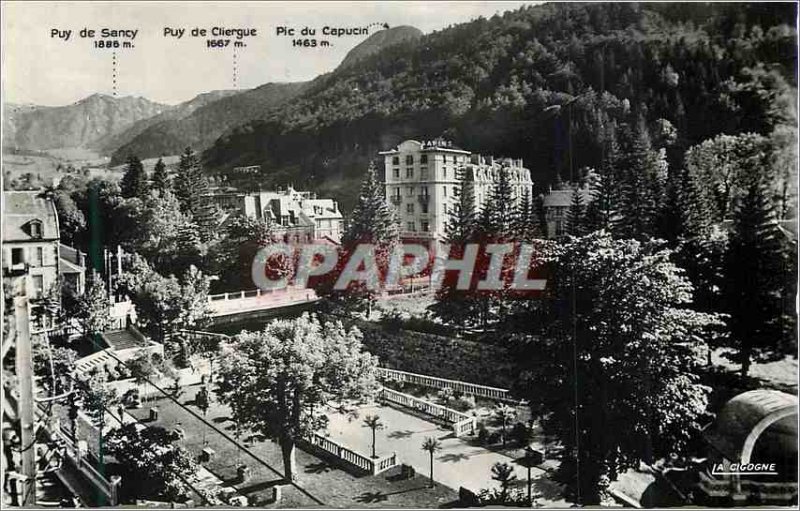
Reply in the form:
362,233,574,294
2,191,59,242
542,187,594,208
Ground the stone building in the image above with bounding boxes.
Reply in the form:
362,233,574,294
379,139,533,241
211,186,344,243
2,191,87,329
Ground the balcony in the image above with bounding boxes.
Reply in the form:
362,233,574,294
417,194,430,205
3,262,29,277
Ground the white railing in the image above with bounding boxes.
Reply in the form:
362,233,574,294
453,416,478,437
305,433,398,475
206,286,319,316
378,387,476,436
377,367,514,402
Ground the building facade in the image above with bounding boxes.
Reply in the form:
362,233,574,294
541,185,594,238
2,191,87,328
3,191,62,300
380,139,533,241
211,186,344,243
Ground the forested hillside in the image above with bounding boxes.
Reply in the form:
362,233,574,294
108,82,308,165
204,2,796,211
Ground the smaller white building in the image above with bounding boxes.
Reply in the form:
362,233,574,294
211,186,344,243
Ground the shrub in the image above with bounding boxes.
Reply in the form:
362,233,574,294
510,421,531,446
121,388,141,408
486,431,502,445
477,426,489,444
450,395,476,412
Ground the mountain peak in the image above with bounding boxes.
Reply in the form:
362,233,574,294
339,25,423,69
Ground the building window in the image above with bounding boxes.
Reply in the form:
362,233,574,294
29,221,42,239
406,168,413,178
443,187,447,197
393,168,400,178
407,203,414,214
34,247,43,267
393,189,401,198
406,187,414,196
421,221,430,232
421,154,428,164
555,220,564,237
406,222,415,232
406,155,414,165
11,248,24,265
32,275,44,299
443,168,447,179
420,168,428,179
421,203,429,214
421,186,428,197
392,156,399,165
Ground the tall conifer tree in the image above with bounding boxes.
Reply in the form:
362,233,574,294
724,173,787,377
120,154,149,199
444,165,476,243
342,161,399,248
151,157,170,192
173,147,216,242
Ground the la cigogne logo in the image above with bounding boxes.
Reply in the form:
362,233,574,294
711,462,779,476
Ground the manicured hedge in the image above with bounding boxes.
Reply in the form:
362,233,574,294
350,319,516,389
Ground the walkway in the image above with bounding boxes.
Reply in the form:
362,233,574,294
127,385,458,508
325,403,569,506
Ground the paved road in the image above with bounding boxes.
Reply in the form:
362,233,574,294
325,403,569,506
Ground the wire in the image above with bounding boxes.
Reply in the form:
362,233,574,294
68,374,212,506
76,330,325,506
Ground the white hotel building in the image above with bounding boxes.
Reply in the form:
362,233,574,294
379,139,533,241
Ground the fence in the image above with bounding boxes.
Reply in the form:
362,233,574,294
378,387,476,436
50,417,121,505
377,367,514,402
304,433,398,475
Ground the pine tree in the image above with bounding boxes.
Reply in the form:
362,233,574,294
173,147,210,214
585,130,620,233
444,165,476,243
615,115,665,239
434,164,481,329
565,187,587,236
342,161,399,248
724,173,786,378
329,161,400,316
152,157,169,192
173,147,216,241
512,189,541,241
660,166,713,242
477,166,516,240
120,154,149,199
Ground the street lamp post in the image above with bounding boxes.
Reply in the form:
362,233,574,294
524,444,535,507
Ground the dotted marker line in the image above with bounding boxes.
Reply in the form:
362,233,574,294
112,51,117,97
233,46,238,89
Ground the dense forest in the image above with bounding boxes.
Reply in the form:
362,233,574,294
204,2,797,211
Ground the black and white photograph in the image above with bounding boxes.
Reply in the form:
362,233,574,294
1,1,798,508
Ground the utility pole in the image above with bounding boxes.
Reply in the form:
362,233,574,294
14,291,37,506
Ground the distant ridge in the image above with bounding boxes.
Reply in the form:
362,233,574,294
3,94,168,151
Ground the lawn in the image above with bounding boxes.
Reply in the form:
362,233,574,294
126,385,459,508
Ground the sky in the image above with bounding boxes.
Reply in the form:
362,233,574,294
2,1,536,106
